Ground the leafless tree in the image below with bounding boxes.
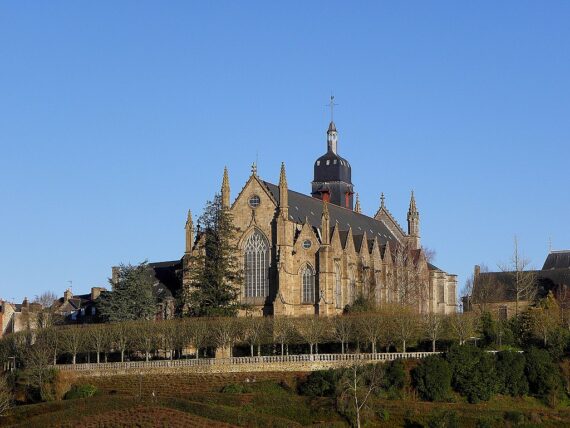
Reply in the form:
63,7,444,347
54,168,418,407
133,321,157,362
243,316,269,356
392,242,429,312
339,362,382,428
449,312,476,345
357,313,384,354
421,246,436,264
530,292,560,346
0,375,12,416
389,305,418,352
61,325,85,364
465,265,499,313
423,312,445,352
295,316,328,355
22,335,55,401
184,318,210,359
33,291,59,329
331,316,353,354
500,236,537,316
213,317,241,358
112,322,131,363
272,316,295,356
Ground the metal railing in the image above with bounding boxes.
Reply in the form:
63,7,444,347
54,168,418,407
57,351,439,371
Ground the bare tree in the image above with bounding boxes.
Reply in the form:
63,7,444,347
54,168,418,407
357,313,384,354
133,321,157,362
331,316,353,354
530,292,560,346
61,325,85,364
339,362,382,428
423,312,445,352
184,318,210,359
421,246,436,264
23,336,55,401
500,237,537,316
295,316,328,355
389,305,418,352
112,322,131,363
243,316,269,356
449,312,476,345
392,242,429,312
273,316,295,356
33,291,59,329
213,317,241,358
0,375,12,416
465,265,500,313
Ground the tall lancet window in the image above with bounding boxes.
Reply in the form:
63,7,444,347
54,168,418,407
335,263,342,309
301,265,316,304
349,269,356,304
244,230,269,298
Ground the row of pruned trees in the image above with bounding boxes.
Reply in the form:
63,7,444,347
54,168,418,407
0,305,486,367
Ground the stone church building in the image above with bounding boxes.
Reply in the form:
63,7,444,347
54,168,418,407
181,120,457,317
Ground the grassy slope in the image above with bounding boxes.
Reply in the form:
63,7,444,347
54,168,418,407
3,372,570,427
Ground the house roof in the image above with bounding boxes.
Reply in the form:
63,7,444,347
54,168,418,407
148,260,183,299
543,251,570,270
263,181,400,246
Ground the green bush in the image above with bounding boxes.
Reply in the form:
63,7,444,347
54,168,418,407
525,347,561,400
475,418,493,428
220,383,252,394
383,360,405,391
427,409,459,428
495,351,528,396
412,355,451,402
298,369,338,397
503,410,525,425
446,345,497,403
64,384,98,400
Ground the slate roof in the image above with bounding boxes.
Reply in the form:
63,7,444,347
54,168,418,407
148,260,183,299
543,251,570,270
263,181,400,247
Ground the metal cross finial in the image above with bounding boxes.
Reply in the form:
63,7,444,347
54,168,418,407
327,95,338,122
380,192,385,208
251,162,257,176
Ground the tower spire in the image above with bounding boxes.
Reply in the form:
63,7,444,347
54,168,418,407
278,162,288,218
221,166,230,209
185,209,194,254
407,190,420,249
354,193,361,213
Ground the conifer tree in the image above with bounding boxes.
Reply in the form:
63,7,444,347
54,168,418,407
185,194,243,316
97,262,157,322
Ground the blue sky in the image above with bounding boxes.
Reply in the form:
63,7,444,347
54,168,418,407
1,1,569,302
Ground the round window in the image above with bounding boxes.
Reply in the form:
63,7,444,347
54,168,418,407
248,195,261,208
303,239,312,249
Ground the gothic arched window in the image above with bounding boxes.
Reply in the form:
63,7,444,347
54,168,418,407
349,269,356,304
244,230,269,298
335,263,342,309
301,265,316,304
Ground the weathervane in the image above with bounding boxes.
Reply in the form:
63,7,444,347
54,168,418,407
327,94,338,122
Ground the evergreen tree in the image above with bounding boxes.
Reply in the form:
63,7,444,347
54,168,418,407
97,262,157,322
185,194,243,316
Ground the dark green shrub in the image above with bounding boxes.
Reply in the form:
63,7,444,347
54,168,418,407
383,359,405,390
220,383,252,394
64,384,98,400
475,418,493,428
525,347,561,400
546,327,570,361
446,345,497,403
503,410,524,425
376,408,390,421
298,369,338,397
412,355,451,401
427,409,459,428
495,351,528,396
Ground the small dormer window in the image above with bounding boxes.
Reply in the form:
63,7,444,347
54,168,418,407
316,161,320,166
333,159,337,164
248,195,261,208
326,160,330,165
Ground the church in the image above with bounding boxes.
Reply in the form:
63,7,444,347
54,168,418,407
180,118,458,317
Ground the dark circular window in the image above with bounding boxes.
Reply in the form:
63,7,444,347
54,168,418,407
303,239,312,249
248,195,261,208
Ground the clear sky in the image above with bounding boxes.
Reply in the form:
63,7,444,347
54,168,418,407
1,1,569,303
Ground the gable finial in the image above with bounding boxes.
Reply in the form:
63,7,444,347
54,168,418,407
327,94,338,122
380,192,385,208
251,162,257,176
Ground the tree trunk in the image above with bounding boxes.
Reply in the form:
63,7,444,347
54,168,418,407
145,351,149,362
372,342,376,354
97,351,101,364
257,344,261,356
341,341,345,354
250,344,254,357
402,340,406,353
432,339,436,352
72,353,76,365
121,350,125,363
280,342,284,356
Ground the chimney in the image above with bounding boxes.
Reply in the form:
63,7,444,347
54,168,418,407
91,287,104,301
64,289,73,302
